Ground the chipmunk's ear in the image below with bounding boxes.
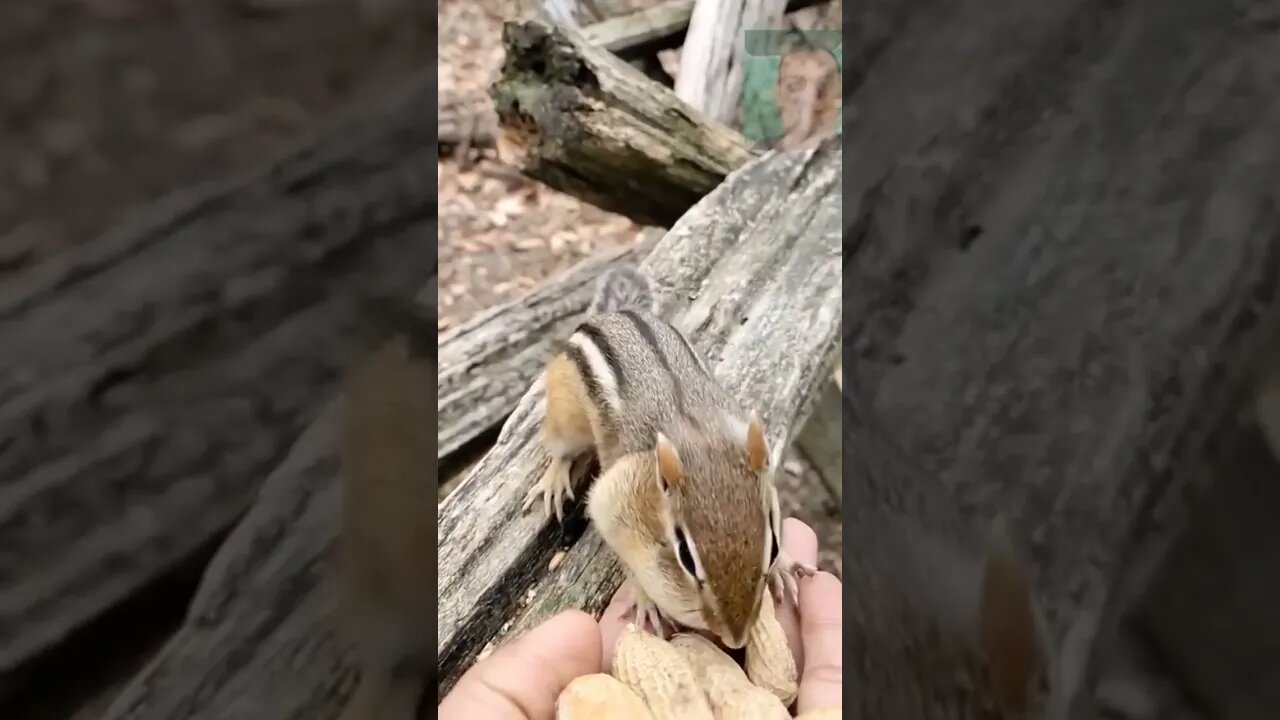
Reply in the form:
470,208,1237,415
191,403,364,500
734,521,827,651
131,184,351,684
654,432,684,491
979,515,1046,718
744,411,769,472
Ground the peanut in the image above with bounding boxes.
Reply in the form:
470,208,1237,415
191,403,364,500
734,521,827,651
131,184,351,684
745,593,799,705
670,634,789,719
669,633,745,679
556,673,653,720
613,624,715,720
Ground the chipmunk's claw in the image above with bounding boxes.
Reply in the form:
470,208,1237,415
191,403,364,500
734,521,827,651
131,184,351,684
621,587,668,638
769,549,817,608
524,458,575,522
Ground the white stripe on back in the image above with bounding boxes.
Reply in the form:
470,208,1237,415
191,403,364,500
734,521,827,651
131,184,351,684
569,330,622,413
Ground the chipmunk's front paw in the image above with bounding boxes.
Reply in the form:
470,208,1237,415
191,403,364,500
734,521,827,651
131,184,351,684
523,457,575,522
769,549,817,608
620,586,668,638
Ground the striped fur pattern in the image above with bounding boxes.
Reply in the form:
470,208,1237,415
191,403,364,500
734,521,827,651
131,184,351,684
569,308,774,646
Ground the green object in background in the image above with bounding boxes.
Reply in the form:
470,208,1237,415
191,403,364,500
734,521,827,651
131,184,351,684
741,30,842,147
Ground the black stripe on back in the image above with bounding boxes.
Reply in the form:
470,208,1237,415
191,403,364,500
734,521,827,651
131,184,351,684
574,322,626,394
670,324,710,376
620,310,687,415
566,343,609,414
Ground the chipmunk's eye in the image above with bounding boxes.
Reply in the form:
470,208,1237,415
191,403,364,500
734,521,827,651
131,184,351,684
674,526,699,580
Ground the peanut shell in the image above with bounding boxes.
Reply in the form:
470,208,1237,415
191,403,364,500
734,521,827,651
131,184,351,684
745,593,799,704
613,625,715,720
670,634,787,719
556,673,653,720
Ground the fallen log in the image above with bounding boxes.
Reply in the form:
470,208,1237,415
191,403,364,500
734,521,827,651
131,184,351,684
0,68,434,697
95,141,838,718
438,232,660,461
438,139,841,695
447,16,854,492
438,243,844,498
841,0,1280,714
674,0,789,126
491,20,755,226
583,0,831,59
455,0,829,157
494,0,1089,226
97,289,435,720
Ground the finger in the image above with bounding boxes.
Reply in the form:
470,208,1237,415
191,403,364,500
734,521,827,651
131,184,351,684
439,610,602,719
797,571,843,715
599,582,636,673
777,517,818,666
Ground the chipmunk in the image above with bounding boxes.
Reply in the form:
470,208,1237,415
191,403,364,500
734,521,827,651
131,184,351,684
335,294,433,720
524,267,816,648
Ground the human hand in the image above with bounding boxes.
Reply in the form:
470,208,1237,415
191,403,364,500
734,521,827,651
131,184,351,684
437,610,602,719
438,517,842,718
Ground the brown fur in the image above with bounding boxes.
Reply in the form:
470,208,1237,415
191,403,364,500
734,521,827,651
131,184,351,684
536,300,773,647
980,517,1044,718
337,331,433,720
543,352,595,448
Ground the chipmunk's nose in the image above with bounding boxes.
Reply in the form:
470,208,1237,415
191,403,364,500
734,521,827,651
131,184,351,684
719,627,750,650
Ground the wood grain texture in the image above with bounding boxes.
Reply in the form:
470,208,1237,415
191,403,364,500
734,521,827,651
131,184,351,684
98,287,435,720
583,0,831,59
675,0,789,126
437,234,658,461
491,20,755,226
842,0,1280,714
0,70,434,691
437,139,842,697
100,141,839,718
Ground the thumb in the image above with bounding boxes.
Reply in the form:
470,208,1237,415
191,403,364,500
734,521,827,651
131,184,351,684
797,571,843,714
439,610,602,719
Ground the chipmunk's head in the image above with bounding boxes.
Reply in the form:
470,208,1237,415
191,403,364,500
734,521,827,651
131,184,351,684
650,411,777,649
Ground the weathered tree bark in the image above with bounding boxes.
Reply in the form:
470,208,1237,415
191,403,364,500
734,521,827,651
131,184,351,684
491,20,756,227
94,140,838,720
538,0,582,25
841,0,1280,714
1126,365,1280,720
97,287,434,720
583,0,831,58
675,0,789,126
438,140,841,696
0,69,434,696
438,232,659,461
453,0,827,155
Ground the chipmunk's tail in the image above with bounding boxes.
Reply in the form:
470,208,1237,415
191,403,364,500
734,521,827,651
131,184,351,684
588,265,656,315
